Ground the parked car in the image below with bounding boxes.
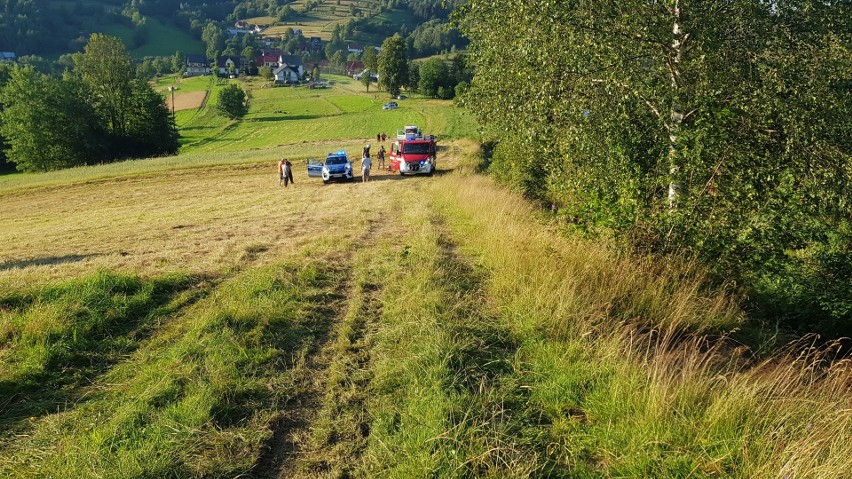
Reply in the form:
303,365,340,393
396,94,408,100
382,102,398,110
307,151,354,183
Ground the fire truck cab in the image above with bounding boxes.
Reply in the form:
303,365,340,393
388,125,437,176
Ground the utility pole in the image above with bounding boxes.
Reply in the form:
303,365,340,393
168,85,177,135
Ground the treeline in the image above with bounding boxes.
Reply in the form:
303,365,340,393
0,34,178,172
459,1,852,336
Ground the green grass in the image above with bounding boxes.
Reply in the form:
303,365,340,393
154,75,213,93
0,260,344,477
100,17,205,58
1,79,849,478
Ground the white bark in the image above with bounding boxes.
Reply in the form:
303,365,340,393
668,0,685,210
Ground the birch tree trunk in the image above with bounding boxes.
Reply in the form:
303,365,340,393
667,0,686,210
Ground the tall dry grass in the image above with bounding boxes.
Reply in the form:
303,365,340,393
423,166,852,476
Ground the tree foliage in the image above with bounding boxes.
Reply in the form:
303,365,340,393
378,34,408,96
0,67,104,171
361,69,373,91
362,46,379,72
217,83,247,119
418,58,448,98
459,0,852,335
0,35,177,171
73,34,136,137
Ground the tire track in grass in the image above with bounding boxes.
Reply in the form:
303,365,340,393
359,206,536,477
252,215,388,479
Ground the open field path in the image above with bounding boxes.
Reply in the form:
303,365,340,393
252,213,392,478
2,137,850,478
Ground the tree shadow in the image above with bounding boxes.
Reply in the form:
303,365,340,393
249,114,331,122
0,254,102,272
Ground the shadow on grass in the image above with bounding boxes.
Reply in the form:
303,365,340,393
0,272,212,434
249,114,333,122
0,254,103,272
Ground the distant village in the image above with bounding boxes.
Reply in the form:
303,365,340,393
0,20,379,85
186,20,379,84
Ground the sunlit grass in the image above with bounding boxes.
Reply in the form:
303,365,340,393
2,81,847,478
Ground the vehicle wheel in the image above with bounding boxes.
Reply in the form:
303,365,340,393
399,171,405,176
322,179,329,184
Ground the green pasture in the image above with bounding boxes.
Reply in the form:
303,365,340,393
176,75,477,154
0,76,475,192
100,17,204,59
154,75,214,94
259,1,407,43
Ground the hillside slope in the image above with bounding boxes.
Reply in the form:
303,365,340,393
0,141,849,477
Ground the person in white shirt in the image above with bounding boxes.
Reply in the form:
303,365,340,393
361,155,372,182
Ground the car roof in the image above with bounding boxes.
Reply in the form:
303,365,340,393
325,152,348,161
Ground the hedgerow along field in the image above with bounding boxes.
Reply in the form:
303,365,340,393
0,77,850,478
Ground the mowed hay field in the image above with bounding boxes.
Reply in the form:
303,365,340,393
1,83,850,478
257,0,403,41
167,90,208,111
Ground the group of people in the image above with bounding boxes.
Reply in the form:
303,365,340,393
277,134,390,187
361,140,388,183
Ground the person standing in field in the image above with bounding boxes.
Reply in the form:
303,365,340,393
381,132,386,142
377,145,386,170
361,154,372,182
278,158,294,187
363,143,371,159
377,133,381,143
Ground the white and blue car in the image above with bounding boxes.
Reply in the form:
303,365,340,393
308,151,355,184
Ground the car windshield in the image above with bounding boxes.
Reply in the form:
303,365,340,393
326,156,348,165
402,143,430,154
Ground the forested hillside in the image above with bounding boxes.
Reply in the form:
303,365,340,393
459,0,852,338
0,0,461,59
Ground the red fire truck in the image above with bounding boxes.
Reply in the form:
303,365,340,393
388,125,437,176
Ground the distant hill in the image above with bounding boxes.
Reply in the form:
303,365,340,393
0,0,461,60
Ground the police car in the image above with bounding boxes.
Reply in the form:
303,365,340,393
307,151,355,184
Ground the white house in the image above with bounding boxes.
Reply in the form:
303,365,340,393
273,55,305,83
274,64,301,83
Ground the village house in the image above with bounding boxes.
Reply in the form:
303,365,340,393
256,51,284,68
273,55,305,84
184,54,210,76
346,61,365,76
217,56,247,77
347,43,364,55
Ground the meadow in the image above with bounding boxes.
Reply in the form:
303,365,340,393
258,0,411,43
0,74,849,478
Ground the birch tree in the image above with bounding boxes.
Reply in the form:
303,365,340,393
459,0,852,331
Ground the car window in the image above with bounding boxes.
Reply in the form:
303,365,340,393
326,156,348,165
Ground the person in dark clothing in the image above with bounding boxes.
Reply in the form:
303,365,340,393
278,158,294,187
377,145,386,169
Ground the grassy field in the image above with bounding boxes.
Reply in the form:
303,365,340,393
259,1,415,44
1,78,849,478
